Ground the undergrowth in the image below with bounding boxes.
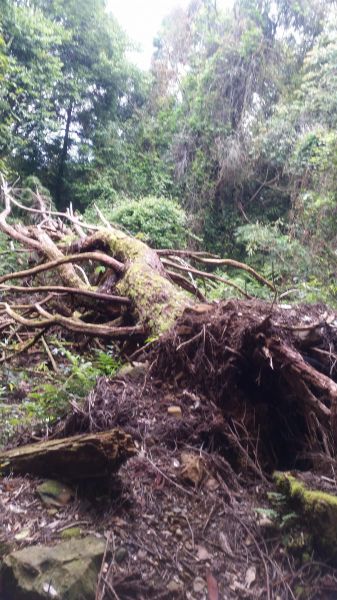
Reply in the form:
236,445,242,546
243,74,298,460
0,344,121,447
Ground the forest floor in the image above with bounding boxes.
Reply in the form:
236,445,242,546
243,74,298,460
2,299,337,599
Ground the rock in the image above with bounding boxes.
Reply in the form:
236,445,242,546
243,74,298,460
196,545,212,561
1,535,106,599
37,480,74,507
118,362,147,380
60,527,82,539
167,579,183,592
245,566,256,588
167,406,182,418
180,451,203,485
193,576,206,593
0,541,12,558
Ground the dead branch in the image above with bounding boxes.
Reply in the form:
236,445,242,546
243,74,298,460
1,284,130,305
166,270,207,301
158,249,275,291
0,430,136,479
162,258,251,298
194,257,275,291
0,251,125,285
0,328,47,364
0,177,42,250
8,190,99,232
4,303,144,338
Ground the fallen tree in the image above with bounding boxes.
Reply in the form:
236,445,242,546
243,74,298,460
1,178,337,480
0,178,274,343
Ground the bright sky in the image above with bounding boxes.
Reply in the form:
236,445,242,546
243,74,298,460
107,0,231,69
107,0,190,68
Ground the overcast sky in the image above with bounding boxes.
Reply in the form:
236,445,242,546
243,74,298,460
107,0,231,69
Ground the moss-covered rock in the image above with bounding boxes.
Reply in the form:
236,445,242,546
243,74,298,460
274,471,337,561
1,535,106,599
37,480,74,507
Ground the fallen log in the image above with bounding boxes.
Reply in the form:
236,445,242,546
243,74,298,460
0,430,136,479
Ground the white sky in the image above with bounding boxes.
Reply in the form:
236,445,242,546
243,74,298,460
107,0,231,69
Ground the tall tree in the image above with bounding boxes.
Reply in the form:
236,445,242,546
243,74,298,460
1,0,145,209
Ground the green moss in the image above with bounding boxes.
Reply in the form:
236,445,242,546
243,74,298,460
61,527,82,539
274,472,337,561
83,228,192,336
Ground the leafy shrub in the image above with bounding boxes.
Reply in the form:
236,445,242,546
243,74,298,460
84,195,188,249
24,347,121,424
0,231,27,278
235,221,311,282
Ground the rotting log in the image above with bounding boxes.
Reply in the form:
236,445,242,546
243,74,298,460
0,430,136,479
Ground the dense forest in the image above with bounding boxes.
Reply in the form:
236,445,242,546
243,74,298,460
1,0,337,301
2,1,337,599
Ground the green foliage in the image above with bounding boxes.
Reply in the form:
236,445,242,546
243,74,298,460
24,346,121,424
0,230,28,278
1,1,65,173
1,0,146,208
254,490,299,532
2,0,337,301
85,196,188,249
236,221,311,281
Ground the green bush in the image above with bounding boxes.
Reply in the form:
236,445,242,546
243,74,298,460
84,195,188,249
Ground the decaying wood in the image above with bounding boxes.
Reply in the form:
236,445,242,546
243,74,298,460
0,430,136,479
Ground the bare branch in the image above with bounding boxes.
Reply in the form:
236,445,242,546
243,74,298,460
0,176,42,250
0,328,47,364
166,270,207,301
9,191,99,232
194,257,275,291
159,249,275,291
5,303,144,338
0,251,125,285
162,259,251,298
0,284,131,305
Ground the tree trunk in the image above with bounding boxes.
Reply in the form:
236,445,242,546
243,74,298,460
72,227,193,336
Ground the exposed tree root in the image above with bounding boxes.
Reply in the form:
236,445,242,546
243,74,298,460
152,299,337,475
0,178,278,346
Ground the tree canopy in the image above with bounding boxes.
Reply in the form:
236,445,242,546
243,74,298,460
1,0,337,301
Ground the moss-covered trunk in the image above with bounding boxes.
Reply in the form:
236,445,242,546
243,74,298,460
73,227,193,336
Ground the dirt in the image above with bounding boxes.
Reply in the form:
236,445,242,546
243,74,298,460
2,299,337,598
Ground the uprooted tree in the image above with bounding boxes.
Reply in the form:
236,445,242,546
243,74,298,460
1,176,337,480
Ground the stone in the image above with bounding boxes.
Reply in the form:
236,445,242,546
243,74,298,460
37,480,74,507
180,451,203,485
1,535,106,599
167,406,182,418
193,576,206,593
60,527,82,539
118,362,147,380
167,579,183,592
